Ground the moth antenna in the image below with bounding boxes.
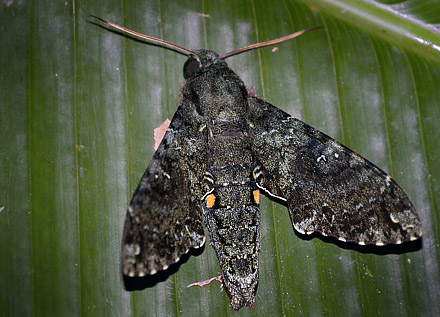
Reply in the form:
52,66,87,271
219,26,322,59
90,15,195,56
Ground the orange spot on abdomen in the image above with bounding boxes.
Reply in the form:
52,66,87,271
253,190,260,204
206,194,216,208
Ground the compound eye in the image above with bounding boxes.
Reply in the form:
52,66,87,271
183,56,201,79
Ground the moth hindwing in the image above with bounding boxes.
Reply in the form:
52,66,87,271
91,16,422,311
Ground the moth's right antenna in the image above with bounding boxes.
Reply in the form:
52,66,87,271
219,27,322,59
90,15,195,56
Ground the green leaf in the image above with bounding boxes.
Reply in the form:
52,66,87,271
1,0,439,316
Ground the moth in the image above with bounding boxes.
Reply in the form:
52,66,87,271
92,16,423,310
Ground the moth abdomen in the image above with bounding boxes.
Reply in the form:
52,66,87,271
203,154,261,309
203,187,261,310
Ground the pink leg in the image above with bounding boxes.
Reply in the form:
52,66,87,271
187,275,222,288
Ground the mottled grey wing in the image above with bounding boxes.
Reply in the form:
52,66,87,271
122,102,206,277
248,96,422,245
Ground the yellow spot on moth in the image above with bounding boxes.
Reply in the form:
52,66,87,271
253,190,260,204
206,194,216,208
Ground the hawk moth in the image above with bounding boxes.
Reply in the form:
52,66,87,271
92,16,423,310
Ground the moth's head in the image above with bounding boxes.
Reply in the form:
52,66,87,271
183,49,226,79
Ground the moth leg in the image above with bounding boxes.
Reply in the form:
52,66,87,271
187,275,223,288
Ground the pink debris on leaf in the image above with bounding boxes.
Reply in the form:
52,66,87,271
247,87,257,97
198,13,211,18
153,119,171,151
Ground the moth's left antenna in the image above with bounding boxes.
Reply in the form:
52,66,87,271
90,15,194,56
